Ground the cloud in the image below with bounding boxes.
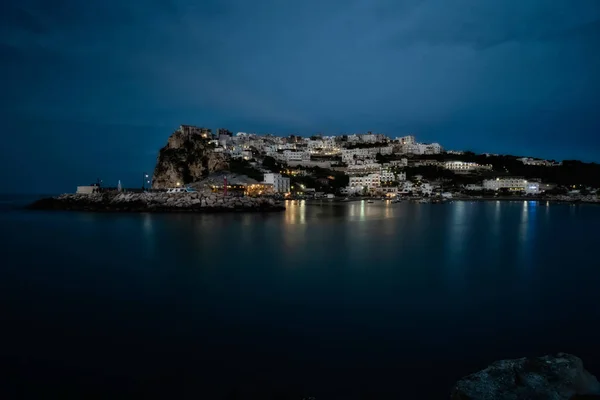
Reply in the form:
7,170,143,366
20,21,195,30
1,0,599,153
379,0,600,50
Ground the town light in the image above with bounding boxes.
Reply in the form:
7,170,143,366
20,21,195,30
176,182,181,186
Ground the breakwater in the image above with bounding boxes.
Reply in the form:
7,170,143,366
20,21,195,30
27,192,285,213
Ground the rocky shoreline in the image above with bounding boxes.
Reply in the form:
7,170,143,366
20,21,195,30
451,353,600,400
27,192,285,213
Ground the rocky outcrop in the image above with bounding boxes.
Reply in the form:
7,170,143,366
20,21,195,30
27,192,285,213
152,127,228,189
451,353,600,400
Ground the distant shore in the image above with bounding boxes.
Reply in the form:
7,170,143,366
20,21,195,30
27,192,285,213
295,195,600,205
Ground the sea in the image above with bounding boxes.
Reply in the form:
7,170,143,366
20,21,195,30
1,196,600,399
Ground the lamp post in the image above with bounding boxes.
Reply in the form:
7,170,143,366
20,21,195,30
142,172,148,190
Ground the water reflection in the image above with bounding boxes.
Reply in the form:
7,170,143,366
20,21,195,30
143,212,153,233
284,200,306,225
282,200,308,254
492,201,501,237
142,213,156,259
518,201,538,243
445,202,468,291
448,201,467,259
517,201,537,270
519,201,529,241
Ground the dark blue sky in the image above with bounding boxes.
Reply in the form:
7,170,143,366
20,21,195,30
1,0,599,193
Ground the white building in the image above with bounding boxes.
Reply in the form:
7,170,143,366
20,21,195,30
420,183,434,196
380,167,395,183
346,163,380,175
444,161,493,173
517,157,561,167
399,143,423,154
388,158,408,167
399,181,414,194
525,182,541,195
359,133,386,143
341,148,371,163
348,173,381,193
483,178,540,194
282,150,310,162
373,146,394,155
263,173,291,193
423,143,443,154
396,135,416,145
394,138,442,155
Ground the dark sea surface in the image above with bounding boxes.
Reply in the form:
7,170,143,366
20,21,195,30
2,197,600,399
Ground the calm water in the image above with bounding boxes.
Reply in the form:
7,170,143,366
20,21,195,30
1,199,600,399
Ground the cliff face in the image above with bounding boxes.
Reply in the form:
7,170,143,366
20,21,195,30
152,128,228,189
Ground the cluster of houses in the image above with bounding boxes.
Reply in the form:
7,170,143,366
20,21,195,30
176,125,570,198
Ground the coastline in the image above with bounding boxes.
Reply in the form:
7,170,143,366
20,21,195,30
24,192,599,214
26,192,285,213
297,195,600,205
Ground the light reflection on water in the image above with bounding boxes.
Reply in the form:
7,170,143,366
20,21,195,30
2,201,600,399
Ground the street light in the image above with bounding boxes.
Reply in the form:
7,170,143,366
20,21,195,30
142,172,149,190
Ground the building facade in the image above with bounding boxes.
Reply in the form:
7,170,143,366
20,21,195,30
348,174,381,193
263,173,291,193
444,161,493,173
483,178,540,194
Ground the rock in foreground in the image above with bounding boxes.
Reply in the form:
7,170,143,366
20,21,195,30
27,192,285,213
452,353,600,400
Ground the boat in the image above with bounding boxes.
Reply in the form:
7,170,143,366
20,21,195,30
367,199,374,203
341,197,350,202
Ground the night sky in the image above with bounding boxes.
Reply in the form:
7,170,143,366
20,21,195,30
1,0,599,193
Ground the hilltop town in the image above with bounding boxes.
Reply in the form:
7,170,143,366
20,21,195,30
150,124,600,202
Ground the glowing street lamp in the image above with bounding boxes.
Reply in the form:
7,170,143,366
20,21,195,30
142,172,149,190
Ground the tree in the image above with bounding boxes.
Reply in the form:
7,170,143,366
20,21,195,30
229,159,263,181
262,156,280,172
